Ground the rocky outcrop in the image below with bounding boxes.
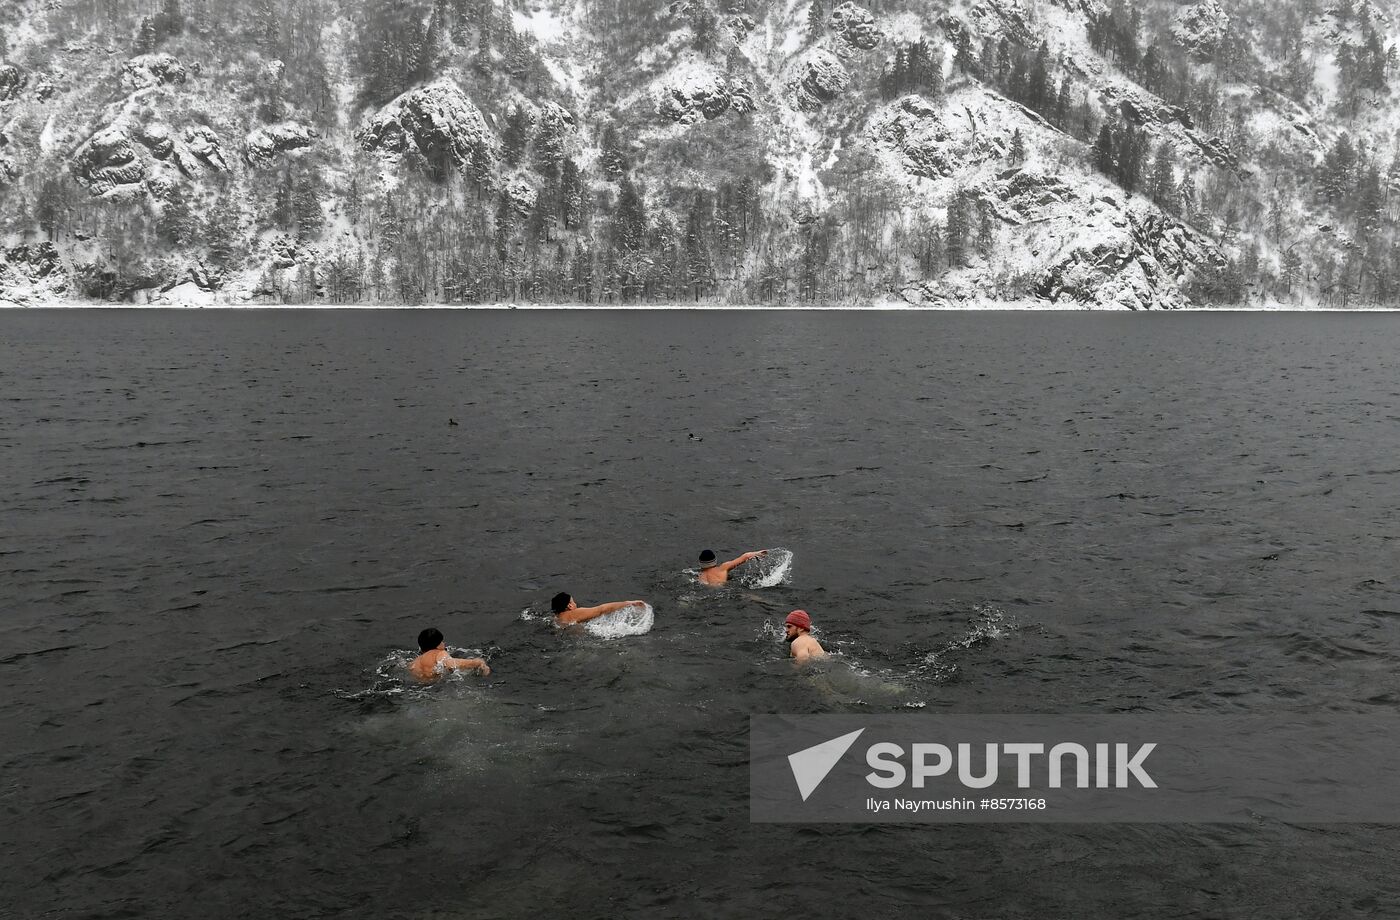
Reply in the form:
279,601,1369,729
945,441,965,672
1034,195,1222,309
537,101,577,136
1094,82,1240,172
181,125,228,172
356,80,496,176
135,122,176,159
243,122,318,166
504,177,537,215
72,117,229,195
71,127,148,196
1173,0,1230,61
656,64,734,123
0,64,26,101
0,242,66,303
725,14,757,41
267,235,307,270
792,49,850,111
120,54,187,89
871,96,1012,179
829,2,882,50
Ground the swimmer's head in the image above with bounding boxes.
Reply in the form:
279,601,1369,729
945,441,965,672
417,627,444,652
551,592,574,615
698,549,717,569
784,609,811,641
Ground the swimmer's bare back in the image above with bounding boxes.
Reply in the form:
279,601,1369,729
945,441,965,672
408,649,491,682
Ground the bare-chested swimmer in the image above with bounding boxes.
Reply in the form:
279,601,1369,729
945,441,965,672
408,627,491,681
696,548,767,586
551,592,648,626
784,609,827,663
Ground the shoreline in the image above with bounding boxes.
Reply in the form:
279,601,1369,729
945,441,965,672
5,301,1400,312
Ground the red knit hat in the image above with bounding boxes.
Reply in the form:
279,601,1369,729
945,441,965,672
785,609,812,630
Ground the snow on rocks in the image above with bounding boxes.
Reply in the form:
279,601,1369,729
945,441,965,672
504,176,537,215
877,87,1224,310
1032,193,1223,310
243,122,318,167
120,53,188,89
792,49,850,111
134,122,176,160
0,64,26,101
829,2,882,50
537,100,577,135
654,61,734,124
870,95,1013,179
356,79,496,175
71,127,148,196
0,242,66,304
181,125,228,172
1172,0,1230,61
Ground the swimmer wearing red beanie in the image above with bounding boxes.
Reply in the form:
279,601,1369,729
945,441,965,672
784,609,827,663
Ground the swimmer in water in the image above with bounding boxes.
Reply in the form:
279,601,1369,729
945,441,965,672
784,609,827,663
408,627,491,682
552,592,648,626
696,547,768,586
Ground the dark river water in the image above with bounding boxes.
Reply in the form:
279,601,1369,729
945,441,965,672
3,310,1400,919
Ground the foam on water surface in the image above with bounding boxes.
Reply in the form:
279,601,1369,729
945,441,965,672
737,547,794,588
582,603,655,639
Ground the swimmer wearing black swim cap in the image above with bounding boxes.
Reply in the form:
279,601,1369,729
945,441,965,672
551,592,649,626
697,547,768,586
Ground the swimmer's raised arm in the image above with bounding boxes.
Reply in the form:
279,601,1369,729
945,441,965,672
445,656,491,676
721,549,767,572
556,600,646,626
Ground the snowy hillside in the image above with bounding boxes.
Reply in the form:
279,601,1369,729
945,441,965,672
1,0,1398,307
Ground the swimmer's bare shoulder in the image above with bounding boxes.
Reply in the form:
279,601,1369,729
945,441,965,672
790,635,827,663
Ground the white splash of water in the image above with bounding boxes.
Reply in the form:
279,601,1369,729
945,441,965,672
583,603,655,639
738,547,794,588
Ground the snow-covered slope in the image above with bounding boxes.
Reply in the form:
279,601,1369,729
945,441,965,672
0,0,1397,306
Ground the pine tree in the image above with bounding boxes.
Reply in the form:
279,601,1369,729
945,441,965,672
1009,129,1027,165
1028,41,1051,112
495,193,515,265
684,194,715,301
561,159,584,230
1093,124,1116,177
293,179,324,240
807,0,825,36
134,16,159,54
158,0,184,38
257,0,278,50
273,169,295,230
600,124,627,180
35,178,66,241
691,5,719,53
1149,142,1175,209
1357,163,1385,232
945,194,968,268
1321,133,1358,205
614,177,647,252
1178,172,1198,223
502,104,533,167
976,206,995,259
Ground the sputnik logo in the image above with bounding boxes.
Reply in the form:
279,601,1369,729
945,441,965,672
787,729,865,801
